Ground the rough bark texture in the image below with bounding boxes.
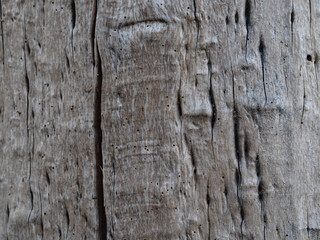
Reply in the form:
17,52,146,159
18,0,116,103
1,0,320,239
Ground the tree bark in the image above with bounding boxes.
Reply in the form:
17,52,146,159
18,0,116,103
1,0,320,239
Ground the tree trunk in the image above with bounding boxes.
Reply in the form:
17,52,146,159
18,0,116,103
1,0,319,239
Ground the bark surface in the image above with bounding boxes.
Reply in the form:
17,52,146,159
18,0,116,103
1,0,320,239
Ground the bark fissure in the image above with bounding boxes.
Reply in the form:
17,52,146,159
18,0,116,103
193,0,200,45
308,0,312,32
71,0,76,30
23,18,34,227
259,37,267,104
0,0,4,65
290,6,294,48
301,83,306,124
206,185,211,240
91,0,98,66
207,52,216,140
94,44,107,240
245,0,251,57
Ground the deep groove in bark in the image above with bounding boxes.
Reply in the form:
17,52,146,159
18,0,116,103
177,90,182,117
308,0,312,31
233,107,241,172
0,0,4,65
91,0,98,66
193,0,200,44
206,186,211,240
301,84,306,124
207,52,216,139
259,37,267,104
94,44,107,240
291,5,294,49
71,0,76,30
245,0,251,56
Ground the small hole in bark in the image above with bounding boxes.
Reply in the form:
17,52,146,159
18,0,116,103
307,55,312,61
226,16,229,24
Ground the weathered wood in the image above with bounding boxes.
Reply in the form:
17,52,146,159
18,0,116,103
1,0,320,239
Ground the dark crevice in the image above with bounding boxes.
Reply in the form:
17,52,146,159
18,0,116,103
255,155,261,178
235,168,244,238
245,0,251,33
290,10,294,24
71,0,76,30
46,171,50,185
91,0,98,66
27,187,34,225
118,18,167,30
258,37,267,104
239,205,244,238
177,90,182,117
190,146,198,189
233,107,242,172
206,187,211,240
309,0,312,31
235,11,239,24
193,0,200,45
94,44,107,240
244,0,251,55
40,195,44,240
23,24,34,227
207,52,216,140
290,6,294,48
258,181,264,203
6,204,9,220
65,206,70,234
70,0,76,56
314,53,319,91
301,84,306,124
66,55,70,69
0,0,4,65
244,134,249,167
224,185,228,198
58,226,62,240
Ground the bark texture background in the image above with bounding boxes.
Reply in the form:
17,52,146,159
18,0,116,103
1,0,320,239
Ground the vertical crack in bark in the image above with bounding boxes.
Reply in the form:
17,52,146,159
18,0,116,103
0,0,4,66
70,0,76,58
233,107,244,237
301,81,306,125
190,146,197,189
94,44,107,239
92,1,107,238
206,185,211,240
244,0,251,58
193,0,200,45
308,0,312,32
290,4,294,50
23,17,33,227
71,0,76,30
259,37,267,105
206,52,216,141
40,194,44,240
314,54,319,91
91,0,98,66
